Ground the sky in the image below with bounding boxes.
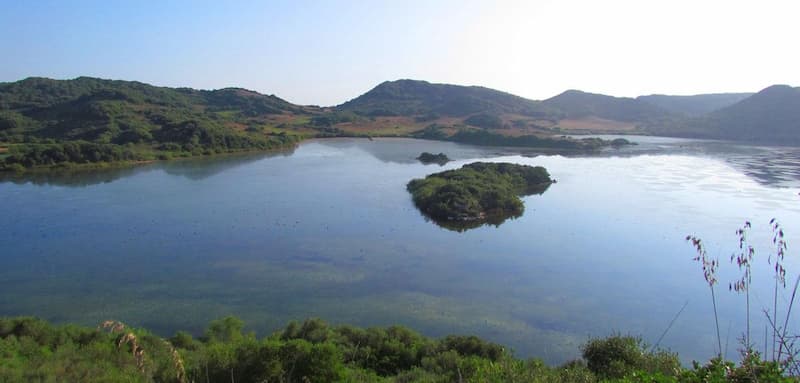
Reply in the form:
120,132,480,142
1,0,798,106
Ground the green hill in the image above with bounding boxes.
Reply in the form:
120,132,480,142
0,77,311,170
0,76,306,142
337,79,556,119
637,93,753,116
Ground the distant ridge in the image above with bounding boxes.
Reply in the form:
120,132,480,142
542,89,674,124
637,93,753,116
668,85,800,143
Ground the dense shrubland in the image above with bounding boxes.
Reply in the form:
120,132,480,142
407,162,552,231
416,152,450,165
1,316,792,382
0,77,305,171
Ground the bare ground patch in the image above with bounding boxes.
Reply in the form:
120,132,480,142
334,116,422,135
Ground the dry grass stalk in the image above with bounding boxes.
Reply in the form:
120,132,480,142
731,221,755,350
99,320,126,333
688,234,722,356
117,332,146,373
162,339,188,383
770,219,788,361
99,320,187,382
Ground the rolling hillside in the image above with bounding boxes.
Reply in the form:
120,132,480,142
0,76,310,143
665,85,800,143
2,76,799,171
0,77,315,169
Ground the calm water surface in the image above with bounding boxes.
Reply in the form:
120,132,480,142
2,137,800,363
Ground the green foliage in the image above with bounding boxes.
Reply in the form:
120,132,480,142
582,335,680,380
0,77,305,170
0,111,35,131
437,335,504,361
309,111,359,127
679,354,792,383
1,141,142,168
0,316,795,382
464,113,504,129
204,316,246,343
407,162,552,230
416,152,450,165
338,79,556,118
611,138,634,146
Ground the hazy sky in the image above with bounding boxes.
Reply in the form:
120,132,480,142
1,0,798,106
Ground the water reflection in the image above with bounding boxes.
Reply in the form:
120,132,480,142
3,137,799,188
315,137,800,188
420,183,552,232
159,149,295,180
0,148,295,187
0,165,150,188
573,136,800,188
312,137,506,164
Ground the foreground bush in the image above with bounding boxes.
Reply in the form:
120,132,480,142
0,316,796,382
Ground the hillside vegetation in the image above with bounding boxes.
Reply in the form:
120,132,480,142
0,77,311,170
416,152,450,165
0,316,789,383
337,79,800,145
338,79,556,119
2,77,798,172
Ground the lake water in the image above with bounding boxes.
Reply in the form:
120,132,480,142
2,137,800,364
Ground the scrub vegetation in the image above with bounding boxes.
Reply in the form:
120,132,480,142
0,77,632,172
2,76,798,172
407,162,552,231
0,77,308,171
416,152,450,165
2,316,792,383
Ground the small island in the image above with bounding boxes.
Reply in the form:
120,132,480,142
407,162,552,231
610,138,635,146
416,152,451,165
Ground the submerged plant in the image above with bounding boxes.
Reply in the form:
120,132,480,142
688,234,722,357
